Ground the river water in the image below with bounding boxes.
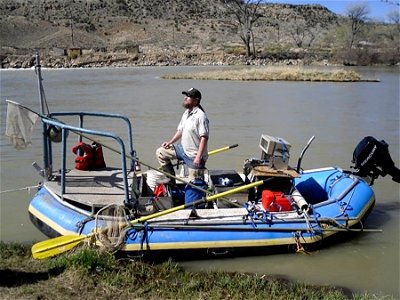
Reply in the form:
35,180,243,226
0,65,399,297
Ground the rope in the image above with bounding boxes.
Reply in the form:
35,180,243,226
303,210,315,233
328,173,346,197
337,187,356,217
244,202,259,228
0,185,39,194
326,173,357,218
140,222,151,251
323,170,342,191
244,202,273,227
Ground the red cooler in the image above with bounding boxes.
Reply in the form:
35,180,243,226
261,190,292,212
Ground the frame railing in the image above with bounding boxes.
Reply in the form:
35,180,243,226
42,112,137,205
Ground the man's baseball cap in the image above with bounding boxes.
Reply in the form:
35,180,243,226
182,88,202,100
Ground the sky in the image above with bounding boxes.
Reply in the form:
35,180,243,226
267,0,400,22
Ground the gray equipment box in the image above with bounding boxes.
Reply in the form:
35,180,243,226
259,134,291,170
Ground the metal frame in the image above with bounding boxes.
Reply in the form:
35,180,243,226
41,112,136,205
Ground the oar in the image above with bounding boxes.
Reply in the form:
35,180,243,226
172,143,238,165
31,179,267,259
173,143,238,167
208,144,238,156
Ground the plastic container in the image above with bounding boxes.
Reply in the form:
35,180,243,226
146,170,167,192
261,189,292,212
185,179,208,208
291,190,309,211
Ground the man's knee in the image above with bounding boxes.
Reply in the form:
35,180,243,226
156,146,176,165
156,147,166,164
188,168,205,181
156,147,163,158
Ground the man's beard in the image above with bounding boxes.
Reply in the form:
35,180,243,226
182,102,191,109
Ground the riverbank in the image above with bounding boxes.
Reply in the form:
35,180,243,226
1,52,381,83
1,47,334,69
0,242,394,299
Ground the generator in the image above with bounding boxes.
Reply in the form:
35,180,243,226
259,134,291,170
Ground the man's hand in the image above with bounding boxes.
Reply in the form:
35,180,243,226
193,156,202,167
162,142,172,149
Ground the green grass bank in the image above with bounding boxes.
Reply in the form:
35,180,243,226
0,242,394,299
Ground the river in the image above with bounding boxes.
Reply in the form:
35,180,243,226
0,65,399,297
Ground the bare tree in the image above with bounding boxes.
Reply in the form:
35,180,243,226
223,0,265,58
387,9,400,24
285,17,322,48
381,0,400,6
346,3,370,49
386,10,400,62
286,17,307,48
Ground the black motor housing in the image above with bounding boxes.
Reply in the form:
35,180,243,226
352,136,400,184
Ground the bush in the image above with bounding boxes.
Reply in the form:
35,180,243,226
225,46,246,56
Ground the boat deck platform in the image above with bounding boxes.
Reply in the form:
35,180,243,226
45,167,133,208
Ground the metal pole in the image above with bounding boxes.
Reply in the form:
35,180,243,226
35,52,51,178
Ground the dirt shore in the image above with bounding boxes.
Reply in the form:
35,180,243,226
1,48,329,69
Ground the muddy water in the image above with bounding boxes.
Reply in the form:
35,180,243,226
1,66,398,296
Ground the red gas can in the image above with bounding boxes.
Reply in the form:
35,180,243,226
261,190,293,212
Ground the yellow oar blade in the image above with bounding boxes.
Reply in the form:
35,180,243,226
31,234,88,259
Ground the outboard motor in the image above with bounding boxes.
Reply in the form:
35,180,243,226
351,136,400,185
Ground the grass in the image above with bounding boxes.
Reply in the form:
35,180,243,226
162,67,379,82
0,242,394,299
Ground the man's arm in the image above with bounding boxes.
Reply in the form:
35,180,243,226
193,135,208,166
162,131,182,149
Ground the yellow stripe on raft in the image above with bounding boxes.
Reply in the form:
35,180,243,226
121,235,325,252
28,204,77,236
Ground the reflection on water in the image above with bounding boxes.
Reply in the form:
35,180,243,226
0,66,399,297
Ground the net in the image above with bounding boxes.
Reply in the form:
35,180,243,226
94,204,130,252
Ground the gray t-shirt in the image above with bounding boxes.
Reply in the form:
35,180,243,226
177,106,209,160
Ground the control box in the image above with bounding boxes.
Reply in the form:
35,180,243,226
259,134,291,169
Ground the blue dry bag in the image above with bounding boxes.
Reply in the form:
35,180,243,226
184,179,208,208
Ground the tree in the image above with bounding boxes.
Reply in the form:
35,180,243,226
387,9,400,25
386,10,400,63
223,0,266,58
346,3,370,49
285,16,323,48
381,0,400,6
286,17,308,48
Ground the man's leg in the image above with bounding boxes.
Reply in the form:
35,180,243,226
156,146,177,183
188,168,205,182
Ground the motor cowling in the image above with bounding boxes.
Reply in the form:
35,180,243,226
351,136,399,184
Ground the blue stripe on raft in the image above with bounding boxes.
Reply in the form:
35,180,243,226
28,186,96,236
